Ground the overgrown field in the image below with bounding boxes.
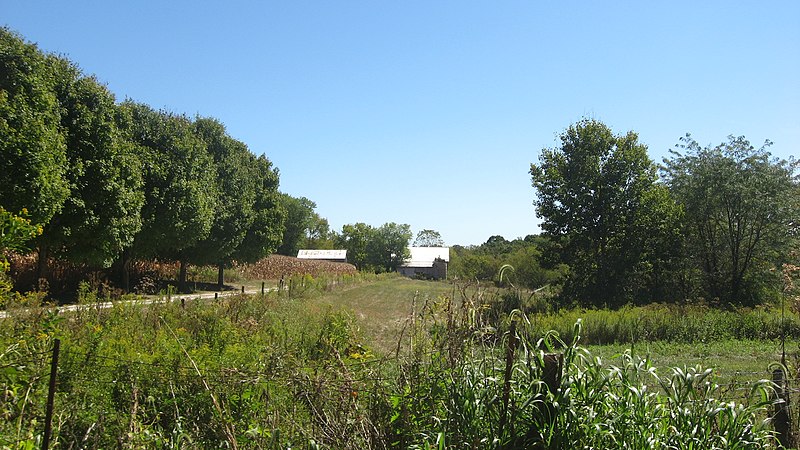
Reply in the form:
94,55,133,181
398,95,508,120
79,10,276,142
1,275,797,448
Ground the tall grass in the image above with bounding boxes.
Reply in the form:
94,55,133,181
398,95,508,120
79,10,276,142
478,283,800,344
0,276,786,448
390,292,778,449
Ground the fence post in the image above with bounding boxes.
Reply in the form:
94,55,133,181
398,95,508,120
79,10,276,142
261,282,265,295
772,367,792,448
42,338,60,450
543,353,563,394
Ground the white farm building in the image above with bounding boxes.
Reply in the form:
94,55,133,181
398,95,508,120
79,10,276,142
297,249,347,263
398,247,450,280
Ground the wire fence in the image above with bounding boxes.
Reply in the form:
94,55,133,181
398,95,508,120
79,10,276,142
5,337,800,447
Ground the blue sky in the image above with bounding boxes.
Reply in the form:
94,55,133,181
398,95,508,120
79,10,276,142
3,1,798,246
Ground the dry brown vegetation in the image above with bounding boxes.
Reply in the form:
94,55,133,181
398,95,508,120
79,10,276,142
5,252,357,298
237,254,357,279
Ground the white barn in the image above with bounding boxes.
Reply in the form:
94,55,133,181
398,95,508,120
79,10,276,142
398,247,450,280
297,249,347,263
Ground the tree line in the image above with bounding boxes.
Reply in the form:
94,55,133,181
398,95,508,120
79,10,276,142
275,200,414,273
1,28,290,292
0,28,424,295
453,120,798,308
529,119,799,307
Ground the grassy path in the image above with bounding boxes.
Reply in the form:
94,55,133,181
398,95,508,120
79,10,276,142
312,276,454,353
309,277,796,392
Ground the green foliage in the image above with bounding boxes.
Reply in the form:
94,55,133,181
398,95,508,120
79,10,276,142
368,222,412,272
120,102,218,261
531,119,683,307
338,222,374,270
337,222,411,272
1,27,290,295
182,117,285,286
0,208,41,305
277,194,317,256
277,194,336,256
413,229,445,247
234,155,285,265
663,134,799,305
0,277,789,448
449,236,563,290
38,57,144,269
387,296,776,449
0,28,69,226
0,208,40,256
183,117,256,266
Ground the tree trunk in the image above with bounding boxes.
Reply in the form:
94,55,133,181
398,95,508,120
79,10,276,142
121,249,131,293
178,260,188,293
217,263,225,290
36,245,49,285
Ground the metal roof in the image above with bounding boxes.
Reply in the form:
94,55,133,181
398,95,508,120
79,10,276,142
402,247,450,267
297,249,347,260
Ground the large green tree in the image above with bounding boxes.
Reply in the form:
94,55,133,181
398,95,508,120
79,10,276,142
367,222,412,272
233,155,285,266
0,28,68,227
277,195,317,256
338,223,374,270
413,229,445,247
183,117,258,288
303,215,335,250
663,135,799,305
37,57,143,276
530,119,682,306
119,102,218,292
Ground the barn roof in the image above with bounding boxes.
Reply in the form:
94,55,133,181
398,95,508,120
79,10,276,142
402,247,450,268
297,249,347,260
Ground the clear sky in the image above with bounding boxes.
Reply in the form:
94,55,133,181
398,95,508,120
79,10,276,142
3,1,798,246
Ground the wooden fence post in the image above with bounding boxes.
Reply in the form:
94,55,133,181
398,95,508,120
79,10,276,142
42,338,60,450
772,367,792,448
543,353,563,394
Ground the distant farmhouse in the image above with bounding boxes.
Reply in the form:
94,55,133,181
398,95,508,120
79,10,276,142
398,247,450,280
297,249,347,263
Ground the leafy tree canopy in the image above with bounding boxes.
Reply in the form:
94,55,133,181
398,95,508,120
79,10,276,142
368,222,412,272
38,56,144,268
233,155,285,265
119,102,218,261
531,119,682,307
0,28,69,225
662,134,799,304
413,229,445,247
277,195,318,256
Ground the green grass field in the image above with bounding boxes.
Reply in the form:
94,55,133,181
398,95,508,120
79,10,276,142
309,276,796,388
